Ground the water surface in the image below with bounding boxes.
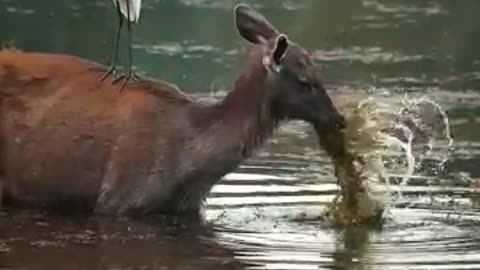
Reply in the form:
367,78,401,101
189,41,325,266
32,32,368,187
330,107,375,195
1,0,480,269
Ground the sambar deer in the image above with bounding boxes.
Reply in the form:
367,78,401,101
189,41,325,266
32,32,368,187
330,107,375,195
0,5,345,217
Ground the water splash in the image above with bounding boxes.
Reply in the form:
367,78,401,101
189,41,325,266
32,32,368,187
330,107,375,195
330,94,453,224
398,95,454,176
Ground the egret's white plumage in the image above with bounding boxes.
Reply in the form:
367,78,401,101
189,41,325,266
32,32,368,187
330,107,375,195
112,0,142,23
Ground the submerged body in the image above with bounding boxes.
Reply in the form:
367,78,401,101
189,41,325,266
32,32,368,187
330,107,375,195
0,5,345,217
0,51,204,215
0,51,267,216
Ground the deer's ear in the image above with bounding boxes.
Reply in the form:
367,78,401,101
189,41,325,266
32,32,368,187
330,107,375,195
263,35,289,72
234,4,279,44
272,35,288,65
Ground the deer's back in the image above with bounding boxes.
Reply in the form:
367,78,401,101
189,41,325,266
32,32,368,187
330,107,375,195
0,50,196,212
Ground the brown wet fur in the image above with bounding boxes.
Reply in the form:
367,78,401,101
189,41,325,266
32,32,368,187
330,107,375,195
0,49,300,217
0,50,199,214
0,6,346,218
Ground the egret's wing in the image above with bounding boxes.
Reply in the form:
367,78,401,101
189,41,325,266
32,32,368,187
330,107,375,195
114,0,142,23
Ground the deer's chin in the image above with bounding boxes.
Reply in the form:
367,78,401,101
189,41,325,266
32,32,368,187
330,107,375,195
309,111,346,132
313,123,347,161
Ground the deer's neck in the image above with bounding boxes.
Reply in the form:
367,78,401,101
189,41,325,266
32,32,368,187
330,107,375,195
215,63,277,159
169,57,278,214
184,57,278,172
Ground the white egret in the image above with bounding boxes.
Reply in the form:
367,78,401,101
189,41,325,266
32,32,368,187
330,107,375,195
101,0,142,89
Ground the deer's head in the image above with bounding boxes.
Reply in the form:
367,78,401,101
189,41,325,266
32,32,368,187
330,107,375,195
235,4,346,132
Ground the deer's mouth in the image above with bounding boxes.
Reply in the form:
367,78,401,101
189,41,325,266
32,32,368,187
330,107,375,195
313,122,347,161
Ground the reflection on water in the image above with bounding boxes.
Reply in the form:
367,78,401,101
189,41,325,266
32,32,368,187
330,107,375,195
1,0,480,269
0,212,251,270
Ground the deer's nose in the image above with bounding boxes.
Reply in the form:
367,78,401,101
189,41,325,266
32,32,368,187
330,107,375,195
335,114,347,130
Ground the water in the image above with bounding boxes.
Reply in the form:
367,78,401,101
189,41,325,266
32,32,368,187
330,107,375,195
325,94,454,225
1,0,480,269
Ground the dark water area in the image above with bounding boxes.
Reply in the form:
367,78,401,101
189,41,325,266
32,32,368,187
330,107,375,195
1,0,480,269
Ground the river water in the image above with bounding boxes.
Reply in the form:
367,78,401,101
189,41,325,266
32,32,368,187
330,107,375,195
1,0,480,269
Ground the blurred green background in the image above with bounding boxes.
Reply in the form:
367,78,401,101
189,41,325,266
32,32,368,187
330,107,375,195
1,0,479,93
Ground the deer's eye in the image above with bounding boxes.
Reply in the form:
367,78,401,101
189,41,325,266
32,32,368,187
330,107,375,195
298,77,313,92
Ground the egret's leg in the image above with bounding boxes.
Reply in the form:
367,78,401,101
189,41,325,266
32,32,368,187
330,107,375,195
126,17,138,79
0,180,3,210
113,0,140,90
100,3,124,82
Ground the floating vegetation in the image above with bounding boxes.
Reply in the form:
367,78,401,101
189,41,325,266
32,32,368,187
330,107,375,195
325,94,453,226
